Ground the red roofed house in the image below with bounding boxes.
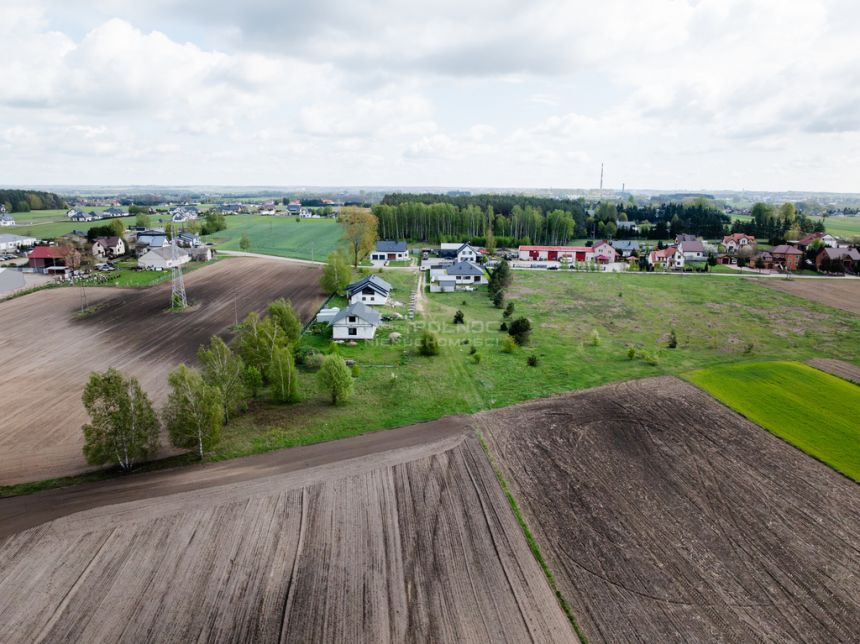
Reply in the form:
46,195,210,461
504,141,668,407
797,231,838,249
770,244,803,271
816,246,860,271
648,246,684,270
722,233,756,253
28,246,79,272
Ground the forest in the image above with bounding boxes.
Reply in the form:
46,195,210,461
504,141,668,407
0,189,66,212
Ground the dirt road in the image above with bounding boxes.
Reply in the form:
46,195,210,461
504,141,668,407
0,257,325,485
0,419,574,643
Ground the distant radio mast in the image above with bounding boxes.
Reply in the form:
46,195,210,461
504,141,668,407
599,163,604,199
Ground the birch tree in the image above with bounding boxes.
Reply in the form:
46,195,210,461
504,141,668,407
163,364,223,459
81,368,159,472
198,335,247,422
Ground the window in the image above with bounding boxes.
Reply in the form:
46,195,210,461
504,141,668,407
348,328,357,336
348,316,357,323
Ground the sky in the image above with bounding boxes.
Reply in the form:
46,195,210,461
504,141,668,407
1,0,859,192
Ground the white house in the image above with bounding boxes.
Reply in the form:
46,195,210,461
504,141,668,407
0,214,16,227
371,241,409,262
678,239,707,262
331,302,381,340
429,260,486,291
346,274,392,305
722,233,756,253
92,236,126,259
592,241,618,263
0,234,36,253
138,246,191,270
135,230,169,256
648,246,685,270
440,242,480,263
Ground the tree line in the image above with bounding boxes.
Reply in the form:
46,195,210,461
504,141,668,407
80,299,355,471
1,189,66,213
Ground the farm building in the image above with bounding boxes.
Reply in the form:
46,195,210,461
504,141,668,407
331,301,381,340
722,233,756,253
188,246,212,262
28,246,77,272
648,246,685,270
0,214,16,227
816,247,860,271
370,241,409,262
346,274,392,306
92,236,126,259
518,244,616,263
439,242,480,263
770,244,803,271
0,234,36,253
138,246,191,270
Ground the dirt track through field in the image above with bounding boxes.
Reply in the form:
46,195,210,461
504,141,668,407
808,358,860,385
0,433,575,643
0,258,325,485
477,376,860,643
762,278,860,314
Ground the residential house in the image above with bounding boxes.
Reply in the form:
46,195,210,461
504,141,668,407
102,207,126,219
28,246,77,272
797,231,838,249
816,247,860,272
331,302,381,340
675,233,698,244
170,206,199,222
592,240,618,263
215,203,243,214
648,246,685,270
258,203,277,215
611,240,640,257
0,234,36,253
752,251,774,269
615,220,640,234
177,232,201,247
67,209,95,222
678,239,707,262
138,246,191,270
439,242,479,263
429,260,486,292
134,230,169,256
346,274,392,306
287,200,301,214
770,244,803,270
0,213,16,227
189,246,212,262
371,241,409,262
92,236,126,259
722,233,756,253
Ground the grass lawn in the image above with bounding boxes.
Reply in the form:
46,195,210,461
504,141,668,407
16,215,140,240
686,361,860,481
813,215,860,240
202,216,343,261
210,269,860,462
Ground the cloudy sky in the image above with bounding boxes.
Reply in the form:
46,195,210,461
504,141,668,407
1,0,858,191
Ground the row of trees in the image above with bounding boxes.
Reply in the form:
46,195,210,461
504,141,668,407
729,202,823,243
81,299,355,471
0,189,66,213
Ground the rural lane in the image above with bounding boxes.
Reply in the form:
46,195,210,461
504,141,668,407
0,415,470,539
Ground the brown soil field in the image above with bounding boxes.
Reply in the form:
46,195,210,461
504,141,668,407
808,358,860,385
0,258,325,485
476,377,860,643
0,434,575,643
762,278,860,315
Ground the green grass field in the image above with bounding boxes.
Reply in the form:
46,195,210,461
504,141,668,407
209,269,860,462
813,215,860,240
686,361,860,481
202,216,343,261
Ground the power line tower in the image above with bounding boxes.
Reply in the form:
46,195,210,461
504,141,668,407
170,235,187,310
599,162,604,199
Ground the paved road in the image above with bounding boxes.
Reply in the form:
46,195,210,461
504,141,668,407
0,416,471,539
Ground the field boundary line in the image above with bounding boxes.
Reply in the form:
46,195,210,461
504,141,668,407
476,430,589,643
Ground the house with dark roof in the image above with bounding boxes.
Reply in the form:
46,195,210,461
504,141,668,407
611,240,640,257
675,233,698,244
816,246,860,272
134,230,170,256
331,302,381,340
102,207,126,218
438,242,479,263
370,241,409,262
0,213,16,227
678,239,707,262
770,244,803,270
346,274,392,305
429,260,486,292
92,236,126,259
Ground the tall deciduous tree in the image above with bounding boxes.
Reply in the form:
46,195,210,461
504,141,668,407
317,354,354,404
267,345,299,402
236,312,288,378
321,250,351,295
268,298,302,345
81,368,159,472
198,335,247,422
163,364,223,458
340,207,378,267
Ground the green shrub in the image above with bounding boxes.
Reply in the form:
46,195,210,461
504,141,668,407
667,329,678,349
469,345,477,355
589,329,601,346
304,352,325,370
453,309,465,324
527,354,539,367
351,363,361,377
419,330,440,356
508,317,532,346
471,352,482,364
503,301,515,318
501,335,517,353
627,346,636,360
499,321,508,332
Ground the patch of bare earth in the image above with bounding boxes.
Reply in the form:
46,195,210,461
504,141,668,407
475,376,860,643
0,435,574,643
808,358,860,385
0,258,326,485
763,278,860,315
